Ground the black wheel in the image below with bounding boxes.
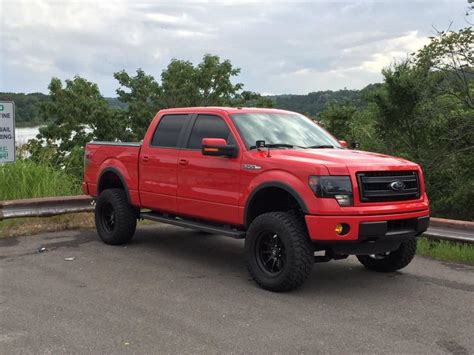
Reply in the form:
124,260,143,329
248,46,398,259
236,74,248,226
356,237,417,272
245,212,314,292
95,188,137,245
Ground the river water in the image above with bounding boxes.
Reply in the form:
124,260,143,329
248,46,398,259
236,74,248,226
16,126,40,145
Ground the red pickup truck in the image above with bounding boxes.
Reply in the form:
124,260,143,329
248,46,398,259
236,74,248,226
83,107,429,291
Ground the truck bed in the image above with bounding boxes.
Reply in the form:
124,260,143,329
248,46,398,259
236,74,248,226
83,141,142,203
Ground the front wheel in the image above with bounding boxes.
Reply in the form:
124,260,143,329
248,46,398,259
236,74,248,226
95,188,137,245
356,237,417,272
245,212,314,292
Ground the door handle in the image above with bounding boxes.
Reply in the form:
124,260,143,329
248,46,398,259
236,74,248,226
142,155,150,162
179,159,189,165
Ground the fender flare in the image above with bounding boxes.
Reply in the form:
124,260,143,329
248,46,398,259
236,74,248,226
97,167,131,203
243,181,309,227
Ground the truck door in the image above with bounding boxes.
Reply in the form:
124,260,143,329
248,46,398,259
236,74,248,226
177,114,241,225
139,114,191,213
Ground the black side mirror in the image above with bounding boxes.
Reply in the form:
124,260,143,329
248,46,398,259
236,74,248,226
350,141,360,149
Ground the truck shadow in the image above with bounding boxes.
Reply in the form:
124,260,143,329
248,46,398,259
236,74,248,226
132,224,422,297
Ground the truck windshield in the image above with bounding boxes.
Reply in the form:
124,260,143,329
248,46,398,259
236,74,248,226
230,112,340,149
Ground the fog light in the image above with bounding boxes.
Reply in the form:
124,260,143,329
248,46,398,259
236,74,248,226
335,194,352,206
335,223,350,236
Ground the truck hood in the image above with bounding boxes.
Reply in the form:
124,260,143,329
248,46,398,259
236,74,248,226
267,148,419,174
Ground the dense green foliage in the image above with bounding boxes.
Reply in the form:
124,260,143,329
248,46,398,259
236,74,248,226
0,160,79,200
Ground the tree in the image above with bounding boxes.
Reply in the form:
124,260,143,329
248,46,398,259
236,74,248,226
233,91,274,108
319,102,357,141
27,76,127,178
160,54,243,107
414,27,473,109
193,54,243,106
114,69,161,140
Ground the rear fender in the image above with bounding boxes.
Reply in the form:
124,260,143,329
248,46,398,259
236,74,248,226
96,159,138,205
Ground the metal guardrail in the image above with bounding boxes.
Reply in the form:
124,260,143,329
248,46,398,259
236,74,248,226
0,195,473,244
0,196,94,221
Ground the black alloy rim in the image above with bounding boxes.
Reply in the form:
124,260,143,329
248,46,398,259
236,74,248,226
255,231,286,276
101,203,116,232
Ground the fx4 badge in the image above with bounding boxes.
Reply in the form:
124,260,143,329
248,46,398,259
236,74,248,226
242,164,262,170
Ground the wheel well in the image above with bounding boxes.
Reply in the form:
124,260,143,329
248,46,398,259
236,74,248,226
98,171,126,196
245,187,304,227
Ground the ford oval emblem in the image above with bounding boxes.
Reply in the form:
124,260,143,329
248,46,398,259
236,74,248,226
389,180,405,191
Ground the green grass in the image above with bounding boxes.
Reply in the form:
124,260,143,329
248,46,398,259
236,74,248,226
0,159,80,200
417,237,474,266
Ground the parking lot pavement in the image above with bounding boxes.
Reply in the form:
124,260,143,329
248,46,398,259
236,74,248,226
1,224,473,354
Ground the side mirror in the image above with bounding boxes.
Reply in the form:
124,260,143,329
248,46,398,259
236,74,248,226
350,141,360,149
338,140,348,149
201,138,238,158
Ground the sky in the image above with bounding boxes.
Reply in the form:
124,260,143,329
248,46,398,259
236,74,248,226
0,0,471,96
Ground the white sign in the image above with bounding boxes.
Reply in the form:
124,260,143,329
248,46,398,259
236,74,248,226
0,101,15,163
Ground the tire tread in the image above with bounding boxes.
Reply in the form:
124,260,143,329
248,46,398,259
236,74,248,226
95,188,137,245
246,211,314,292
357,238,417,272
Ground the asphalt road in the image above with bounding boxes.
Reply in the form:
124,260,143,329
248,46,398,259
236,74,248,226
1,224,473,354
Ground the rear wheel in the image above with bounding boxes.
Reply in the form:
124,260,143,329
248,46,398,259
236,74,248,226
245,212,314,292
95,188,137,245
356,237,417,272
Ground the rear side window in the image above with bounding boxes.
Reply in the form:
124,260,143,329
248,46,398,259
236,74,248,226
187,115,231,149
151,115,188,147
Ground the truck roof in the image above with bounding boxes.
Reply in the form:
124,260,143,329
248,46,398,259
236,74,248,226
157,107,295,115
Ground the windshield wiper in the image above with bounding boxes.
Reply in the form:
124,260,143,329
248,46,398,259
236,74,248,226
249,143,307,150
305,145,337,149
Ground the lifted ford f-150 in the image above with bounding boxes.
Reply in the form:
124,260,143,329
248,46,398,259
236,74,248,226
83,107,430,292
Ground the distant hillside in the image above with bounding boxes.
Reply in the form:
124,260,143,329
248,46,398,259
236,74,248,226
105,97,128,110
1,85,380,126
268,84,381,117
0,92,50,127
0,92,128,127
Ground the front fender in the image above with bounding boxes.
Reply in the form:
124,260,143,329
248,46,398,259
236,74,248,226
240,169,318,225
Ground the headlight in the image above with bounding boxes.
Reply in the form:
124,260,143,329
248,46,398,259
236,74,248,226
308,176,353,206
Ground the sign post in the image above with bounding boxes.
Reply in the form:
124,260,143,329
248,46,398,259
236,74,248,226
0,101,15,163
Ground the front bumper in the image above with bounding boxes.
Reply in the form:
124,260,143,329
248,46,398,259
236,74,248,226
305,210,430,242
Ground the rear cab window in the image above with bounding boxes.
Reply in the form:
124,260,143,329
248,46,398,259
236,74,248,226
151,114,189,148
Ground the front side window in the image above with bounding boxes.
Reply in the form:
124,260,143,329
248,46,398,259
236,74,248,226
187,115,231,149
151,115,188,147
230,112,340,149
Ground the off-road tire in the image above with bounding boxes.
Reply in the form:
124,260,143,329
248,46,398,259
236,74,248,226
356,237,417,272
95,188,137,245
245,211,314,292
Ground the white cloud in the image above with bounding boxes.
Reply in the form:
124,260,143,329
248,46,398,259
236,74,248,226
359,31,430,73
0,0,469,96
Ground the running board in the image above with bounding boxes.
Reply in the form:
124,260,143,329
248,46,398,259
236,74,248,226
140,212,246,239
